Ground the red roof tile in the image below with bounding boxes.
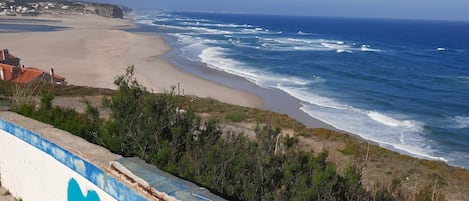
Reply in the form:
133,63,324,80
0,63,65,84
12,68,44,84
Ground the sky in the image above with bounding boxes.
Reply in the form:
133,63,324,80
89,0,469,21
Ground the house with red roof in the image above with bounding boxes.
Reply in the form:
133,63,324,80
0,64,66,85
0,49,66,85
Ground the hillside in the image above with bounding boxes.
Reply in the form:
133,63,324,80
1,67,468,200
0,0,126,18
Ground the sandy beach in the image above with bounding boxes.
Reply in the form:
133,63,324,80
0,14,263,108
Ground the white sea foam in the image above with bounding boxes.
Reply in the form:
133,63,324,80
297,31,313,35
298,103,443,162
368,111,406,127
336,49,352,53
437,47,446,51
138,11,383,54
171,17,212,22
199,47,257,81
322,42,354,53
367,111,422,131
457,76,469,85
180,21,252,28
198,47,312,88
256,37,341,52
391,143,448,162
274,83,437,162
171,33,204,44
186,26,234,35
251,37,382,53
452,116,469,129
361,45,381,52
293,46,329,51
276,85,350,110
135,19,155,26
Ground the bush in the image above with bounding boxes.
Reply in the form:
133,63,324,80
225,111,247,122
13,66,414,201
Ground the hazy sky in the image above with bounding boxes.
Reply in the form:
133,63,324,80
91,0,469,21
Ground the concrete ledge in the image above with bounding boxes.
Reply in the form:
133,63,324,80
0,111,147,201
0,111,121,170
0,111,226,201
110,157,226,201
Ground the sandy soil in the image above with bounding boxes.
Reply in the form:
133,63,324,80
0,14,263,108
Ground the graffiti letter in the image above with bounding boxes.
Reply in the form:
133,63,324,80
67,178,100,201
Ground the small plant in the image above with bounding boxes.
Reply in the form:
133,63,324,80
340,139,360,155
420,159,443,170
10,80,48,110
391,178,401,190
225,111,247,122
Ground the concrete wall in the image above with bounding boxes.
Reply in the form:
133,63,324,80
0,111,226,201
0,112,146,201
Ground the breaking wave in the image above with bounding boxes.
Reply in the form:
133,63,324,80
132,10,469,168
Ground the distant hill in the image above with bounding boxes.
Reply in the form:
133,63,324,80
0,0,128,18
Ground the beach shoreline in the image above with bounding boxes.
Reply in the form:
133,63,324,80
0,14,264,108
0,13,447,155
0,13,338,130
0,13,402,141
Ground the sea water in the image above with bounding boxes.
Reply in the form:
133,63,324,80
0,19,65,33
133,11,469,168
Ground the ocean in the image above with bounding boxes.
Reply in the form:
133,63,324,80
132,11,469,168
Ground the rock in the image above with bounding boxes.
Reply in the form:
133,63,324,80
93,4,124,19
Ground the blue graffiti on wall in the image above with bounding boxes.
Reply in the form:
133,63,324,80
68,178,101,201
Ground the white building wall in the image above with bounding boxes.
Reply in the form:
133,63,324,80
0,129,116,201
0,114,146,201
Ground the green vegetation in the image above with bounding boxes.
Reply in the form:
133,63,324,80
225,111,247,122
14,93,99,142
4,67,448,200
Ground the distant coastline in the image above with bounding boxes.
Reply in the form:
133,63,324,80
0,0,126,18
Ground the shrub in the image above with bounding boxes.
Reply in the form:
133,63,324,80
225,111,247,122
